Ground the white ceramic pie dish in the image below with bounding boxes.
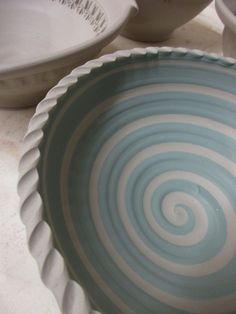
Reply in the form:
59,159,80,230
0,0,137,108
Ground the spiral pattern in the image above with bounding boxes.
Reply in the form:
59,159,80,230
40,53,236,314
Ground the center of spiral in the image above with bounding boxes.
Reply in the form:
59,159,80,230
162,195,188,227
143,174,209,246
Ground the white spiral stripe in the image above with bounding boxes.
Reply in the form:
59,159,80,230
161,193,190,227
89,149,236,312
144,186,208,246
58,86,236,164
91,140,236,276
121,169,235,271
37,63,236,144
59,87,236,313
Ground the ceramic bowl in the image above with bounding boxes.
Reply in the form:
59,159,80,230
19,47,236,314
122,0,212,42
216,0,236,58
0,0,137,108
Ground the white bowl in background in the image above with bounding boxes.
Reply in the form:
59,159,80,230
122,0,212,42
0,0,137,108
216,0,236,58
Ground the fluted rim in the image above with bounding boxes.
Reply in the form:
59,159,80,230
18,47,236,314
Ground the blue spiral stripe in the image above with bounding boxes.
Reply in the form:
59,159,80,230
39,57,236,314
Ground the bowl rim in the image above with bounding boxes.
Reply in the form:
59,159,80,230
215,0,236,34
18,47,236,314
0,0,137,79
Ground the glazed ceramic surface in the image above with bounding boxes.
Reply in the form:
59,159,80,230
123,0,212,42
19,48,236,314
0,0,137,108
216,0,236,58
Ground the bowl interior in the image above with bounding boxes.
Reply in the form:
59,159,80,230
38,52,236,314
0,0,107,70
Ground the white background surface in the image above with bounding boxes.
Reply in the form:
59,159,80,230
0,4,224,314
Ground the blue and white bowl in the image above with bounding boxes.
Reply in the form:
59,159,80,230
19,47,236,314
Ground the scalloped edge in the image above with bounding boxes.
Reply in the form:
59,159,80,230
18,47,236,314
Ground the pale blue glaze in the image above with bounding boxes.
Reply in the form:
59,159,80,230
39,52,236,314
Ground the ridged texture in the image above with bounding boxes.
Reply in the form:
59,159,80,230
0,65,71,90
0,65,74,108
53,0,107,34
18,47,236,314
